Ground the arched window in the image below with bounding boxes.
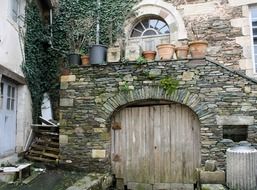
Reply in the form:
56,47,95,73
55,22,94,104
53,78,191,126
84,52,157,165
124,0,188,53
131,18,170,37
128,17,171,51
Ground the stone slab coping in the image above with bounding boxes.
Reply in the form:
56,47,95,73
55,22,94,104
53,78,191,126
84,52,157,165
0,163,31,173
72,58,206,68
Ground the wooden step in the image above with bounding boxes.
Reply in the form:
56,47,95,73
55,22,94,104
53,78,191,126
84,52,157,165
35,139,59,147
30,144,59,152
26,155,58,163
28,150,59,159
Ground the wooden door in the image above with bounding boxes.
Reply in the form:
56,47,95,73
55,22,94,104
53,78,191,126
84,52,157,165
0,80,17,157
111,104,200,190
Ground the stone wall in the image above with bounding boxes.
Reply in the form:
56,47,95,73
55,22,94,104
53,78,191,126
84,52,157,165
59,59,257,172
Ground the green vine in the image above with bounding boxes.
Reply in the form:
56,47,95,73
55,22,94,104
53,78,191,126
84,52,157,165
23,0,139,122
160,77,179,95
136,56,147,65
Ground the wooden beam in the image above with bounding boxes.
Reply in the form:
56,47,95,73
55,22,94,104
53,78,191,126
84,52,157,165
0,65,25,85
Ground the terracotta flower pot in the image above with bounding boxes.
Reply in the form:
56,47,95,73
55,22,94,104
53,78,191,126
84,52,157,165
176,46,189,59
81,55,90,65
142,51,156,61
189,40,208,58
156,44,175,60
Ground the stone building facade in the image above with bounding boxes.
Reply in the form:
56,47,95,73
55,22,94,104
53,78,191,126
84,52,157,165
59,0,257,187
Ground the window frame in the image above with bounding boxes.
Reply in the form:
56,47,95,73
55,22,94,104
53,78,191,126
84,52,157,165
9,0,20,24
0,83,3,110
250,5,257,74
130,17,170,39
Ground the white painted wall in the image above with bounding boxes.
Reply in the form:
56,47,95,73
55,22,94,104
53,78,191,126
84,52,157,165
0,0,32,161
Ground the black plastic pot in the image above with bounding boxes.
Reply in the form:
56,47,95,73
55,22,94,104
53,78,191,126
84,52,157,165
68,53,81,65
89,44,107,65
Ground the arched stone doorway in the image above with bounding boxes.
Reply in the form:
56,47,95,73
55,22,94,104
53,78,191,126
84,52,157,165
111,101,201,190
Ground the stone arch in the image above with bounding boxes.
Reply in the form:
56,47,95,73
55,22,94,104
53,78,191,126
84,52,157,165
124,0,187,43
101,87,214,125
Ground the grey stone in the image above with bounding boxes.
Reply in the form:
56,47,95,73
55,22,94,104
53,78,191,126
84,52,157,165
200,170,225,184
60,98,74,107
149,69,161,78
201,184,227,190
205,160,217,172
216,115,254,125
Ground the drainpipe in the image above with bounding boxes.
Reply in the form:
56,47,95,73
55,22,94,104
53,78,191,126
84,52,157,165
49,8,67,55
49,8,53,48
96,0,100,44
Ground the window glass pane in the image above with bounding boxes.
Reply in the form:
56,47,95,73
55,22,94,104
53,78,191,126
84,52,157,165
252,28,257,36
156,20,165,30
143,30,157,36
254,46,257,52
0,83,3,109
131,30,141,37
135,23,144,32
159,26,170,34
11,99,14,110
149,19,158,29
11,0,19,22
142,20,149,29
1,83,3,96
12,87,15,98
251,7,257,18
7,98,10,110
252,21,257,27
7,85,11,97
254,37,257,44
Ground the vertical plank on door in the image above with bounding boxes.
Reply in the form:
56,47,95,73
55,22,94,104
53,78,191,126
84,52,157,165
153,106,161,183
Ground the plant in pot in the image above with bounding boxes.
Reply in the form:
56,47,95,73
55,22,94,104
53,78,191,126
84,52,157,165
156,43,176,60
175,40,189,59
90,0,108,65
142,50,156,61
66,17,94,65
80,49,90,66
188,23,208,58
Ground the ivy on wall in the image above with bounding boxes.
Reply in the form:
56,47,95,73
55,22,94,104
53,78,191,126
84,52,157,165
23,0,138,122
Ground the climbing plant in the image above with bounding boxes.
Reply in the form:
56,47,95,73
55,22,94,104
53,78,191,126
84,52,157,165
23,0,139,122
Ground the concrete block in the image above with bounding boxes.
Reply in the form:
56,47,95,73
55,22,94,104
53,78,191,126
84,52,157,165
205,160,217,172
60,75,76,82
125,45,142,61
216,115,254,125
201,184,227,190
92,150,106,159
107,47,121,62
59,135,68,144
182,71,194,81
200,170,225,185
60,98,74,107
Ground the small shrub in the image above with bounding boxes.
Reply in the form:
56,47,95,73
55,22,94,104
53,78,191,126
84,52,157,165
160,77,179,95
